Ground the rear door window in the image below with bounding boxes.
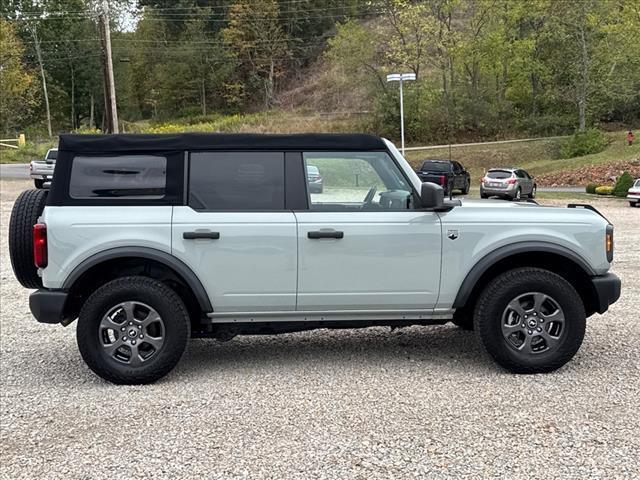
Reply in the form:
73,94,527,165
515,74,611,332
69,155,167,199
189,152,285,210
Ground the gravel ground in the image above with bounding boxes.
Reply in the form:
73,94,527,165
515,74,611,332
1,178,638,479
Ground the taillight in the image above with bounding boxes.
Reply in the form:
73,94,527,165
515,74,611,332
33,223,47,268
506,178,517,185
439,175,445,186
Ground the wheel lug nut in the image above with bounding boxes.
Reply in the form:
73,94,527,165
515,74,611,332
131,340,136,345
533,313,537,316
528,330,533,335
121,327,125,331
537,327,542,332
123,336,128,341
524,315,528,319
139,334,143,338
540,319,544,323
129,322,133,325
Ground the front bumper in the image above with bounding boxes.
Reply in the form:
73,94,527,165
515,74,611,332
591,273,621,314
29,289,68,324
627,195,640,203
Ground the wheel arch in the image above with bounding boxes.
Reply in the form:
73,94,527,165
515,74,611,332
453,242,599,316
62,247,213,320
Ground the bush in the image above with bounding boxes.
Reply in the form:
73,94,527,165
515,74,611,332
560,129,609,158
595,185,614,195
585,183,599,194
613,171,635,197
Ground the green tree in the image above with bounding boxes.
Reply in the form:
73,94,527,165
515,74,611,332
0,18,38,134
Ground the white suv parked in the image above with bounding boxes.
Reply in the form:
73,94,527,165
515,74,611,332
9,134,621,384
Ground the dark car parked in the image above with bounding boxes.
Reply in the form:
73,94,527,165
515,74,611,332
306,164,323,193
416,160,470,195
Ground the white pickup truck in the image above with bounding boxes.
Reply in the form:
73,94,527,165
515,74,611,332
8,133,621,384
29,148,57,189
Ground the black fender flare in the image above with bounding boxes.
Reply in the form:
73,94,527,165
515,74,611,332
63,247,213,312
452,241,596,308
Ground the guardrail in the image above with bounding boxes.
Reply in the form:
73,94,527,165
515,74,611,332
0,134,26,149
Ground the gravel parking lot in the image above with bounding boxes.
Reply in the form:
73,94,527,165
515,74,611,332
1,178,638,479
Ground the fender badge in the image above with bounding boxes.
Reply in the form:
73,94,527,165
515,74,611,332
447,230,459,240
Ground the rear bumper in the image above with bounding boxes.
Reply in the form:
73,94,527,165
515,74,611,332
29,289,68,324
591,273,621,314
627,195,640,203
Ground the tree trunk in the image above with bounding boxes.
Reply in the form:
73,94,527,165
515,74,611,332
70,62,76,130
201,77,207,116
31,27,52,138
577,26,589,131
89,94,95,129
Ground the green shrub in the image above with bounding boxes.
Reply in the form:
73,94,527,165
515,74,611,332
595,185,614,195
560,129,609,158
585,183,599,194
613,171,635,197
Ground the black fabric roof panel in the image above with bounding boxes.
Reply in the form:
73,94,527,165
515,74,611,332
58,133,387,153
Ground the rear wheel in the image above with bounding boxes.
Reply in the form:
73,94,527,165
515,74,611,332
474,268,585,373
461,179,470,195
512,188,522,201
77,276,190,384
9,189,48,288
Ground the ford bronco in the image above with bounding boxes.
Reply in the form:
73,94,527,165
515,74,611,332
8,133,621,384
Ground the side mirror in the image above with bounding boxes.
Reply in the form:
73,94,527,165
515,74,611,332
420,182,444,209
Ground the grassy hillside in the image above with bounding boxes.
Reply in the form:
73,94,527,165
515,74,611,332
404,132,640,184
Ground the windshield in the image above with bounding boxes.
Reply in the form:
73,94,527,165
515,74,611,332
421,161,450,172
487,170,512,179
635,179,640,188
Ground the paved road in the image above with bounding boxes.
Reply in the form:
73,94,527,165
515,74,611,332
0,163,29,179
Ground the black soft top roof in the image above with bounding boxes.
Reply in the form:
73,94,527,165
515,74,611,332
58,133,387,153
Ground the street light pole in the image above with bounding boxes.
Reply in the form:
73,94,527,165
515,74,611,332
386,73,416,155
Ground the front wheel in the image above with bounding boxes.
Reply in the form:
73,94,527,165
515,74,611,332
34,179,44,189
530,185,537,199
474,268,586,374
77,276,190,384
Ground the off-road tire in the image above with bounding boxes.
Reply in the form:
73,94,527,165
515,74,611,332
474,268,585,374
77,276,191,384
34,179,44,189
9,189,48,288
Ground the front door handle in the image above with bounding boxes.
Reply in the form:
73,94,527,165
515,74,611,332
307,230,344,239
183,231,220,240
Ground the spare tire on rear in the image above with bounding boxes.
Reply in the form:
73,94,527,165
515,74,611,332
9,189,48,289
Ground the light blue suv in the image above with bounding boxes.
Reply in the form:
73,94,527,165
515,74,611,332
8,133,621,384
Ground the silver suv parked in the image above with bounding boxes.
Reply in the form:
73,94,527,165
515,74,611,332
8,134,620,384
481,168,536,200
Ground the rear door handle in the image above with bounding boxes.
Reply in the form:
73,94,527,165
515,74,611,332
183,231,220,240
307,230,344,239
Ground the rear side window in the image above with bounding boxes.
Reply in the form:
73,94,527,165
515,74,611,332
46,150,58,160
189,152,285,210
69,155,167,199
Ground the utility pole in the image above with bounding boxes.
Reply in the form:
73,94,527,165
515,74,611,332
386,73,416,155
29,25,52,138
98,0,119,133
